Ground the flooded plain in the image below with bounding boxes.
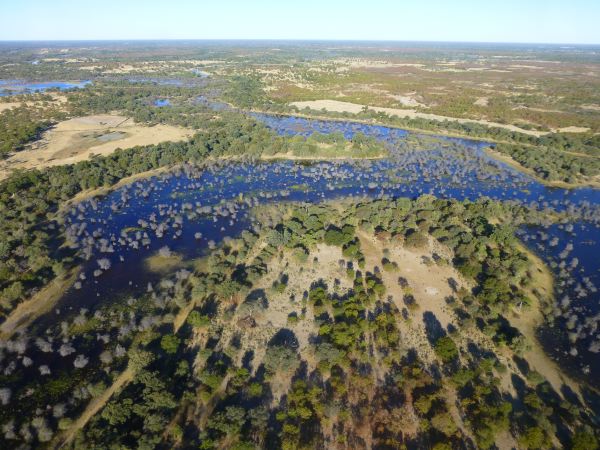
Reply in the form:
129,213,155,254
21,114,600,382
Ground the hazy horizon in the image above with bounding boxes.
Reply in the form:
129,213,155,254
1,39,599,46
2,0,599,45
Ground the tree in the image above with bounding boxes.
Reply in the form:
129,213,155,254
431,412,458,437
160,335,180,354
434,336,458,362
207,406,246,437
571,428,598,450
128,348,154,370
187,310,210,328
405,230,428,249
102,399,133,425
263,345,300,375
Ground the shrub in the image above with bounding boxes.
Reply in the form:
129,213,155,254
434,336,459,362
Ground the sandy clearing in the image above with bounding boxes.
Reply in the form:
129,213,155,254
552,126,591,133
0,94,69,114
0,114,193,180
358,231,462,328
0,102,21,112
247,243,349,358
581,104,600,112
513,105,564,114
357,229,583,402
356,231,467,366
509,64,545,70
290,99,548,137
474,97,489,107
390,94,427,108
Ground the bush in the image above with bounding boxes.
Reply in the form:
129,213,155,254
263,345,300,375
187,310,211,328
434,336,459,362
160,335,180,354
405,230,428,249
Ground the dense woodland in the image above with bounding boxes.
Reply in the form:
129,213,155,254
494,142,600,184
0,106,55,158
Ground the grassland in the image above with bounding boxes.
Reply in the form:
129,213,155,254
0,114,192,180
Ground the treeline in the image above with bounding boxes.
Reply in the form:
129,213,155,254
537,132,600,157
0,106,53,158
494,142,600,184
265,131,386,158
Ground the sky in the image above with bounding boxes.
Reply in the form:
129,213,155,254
1,0,599,44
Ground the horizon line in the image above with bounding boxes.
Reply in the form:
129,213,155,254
0,38,599,46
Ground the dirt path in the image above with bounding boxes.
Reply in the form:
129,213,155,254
58,366,134,447
0,268,79,339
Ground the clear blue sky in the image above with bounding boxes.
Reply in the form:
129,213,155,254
1,0,599,44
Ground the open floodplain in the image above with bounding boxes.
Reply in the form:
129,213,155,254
42,115,600,378
1,41,600,449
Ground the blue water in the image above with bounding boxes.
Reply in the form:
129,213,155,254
154,98,171,107
191,68,210,78
0,80,90,96
27,114,600,382
195,95,230,111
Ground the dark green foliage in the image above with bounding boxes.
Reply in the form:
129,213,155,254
160,335,180,354
571,428,599,450
495,141,600,184
263,345,300,375
434,336,459,362
187,310,211,328
0,106,52,157
404,230,428,249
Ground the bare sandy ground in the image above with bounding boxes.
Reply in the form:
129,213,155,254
0,102,21,112
389,93,427,108
474,97,489,107
0,94,68,113
0,114,192,180
552,126,591,133
290,99,550,137
581,104,600,112
356,229,583,402
357,231,466,366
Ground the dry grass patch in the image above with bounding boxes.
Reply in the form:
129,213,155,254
0,114,193,180
290,99,549,137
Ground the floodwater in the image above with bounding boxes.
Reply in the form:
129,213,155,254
0,80,90,96
154,99,171,107
29,114,600,382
